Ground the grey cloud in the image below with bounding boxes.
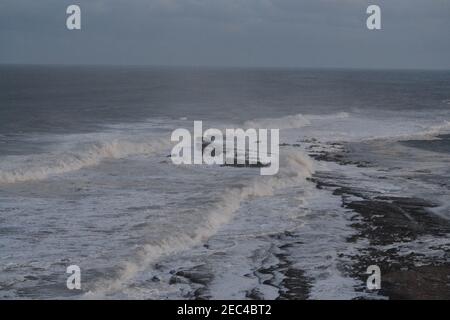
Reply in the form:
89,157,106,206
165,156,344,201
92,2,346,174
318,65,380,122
0,0,449,69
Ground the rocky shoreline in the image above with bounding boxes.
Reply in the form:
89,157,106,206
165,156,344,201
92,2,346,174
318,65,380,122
306,140,450,300
161,139,450,300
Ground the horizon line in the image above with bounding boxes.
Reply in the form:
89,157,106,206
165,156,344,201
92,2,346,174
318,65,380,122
1,62,450,72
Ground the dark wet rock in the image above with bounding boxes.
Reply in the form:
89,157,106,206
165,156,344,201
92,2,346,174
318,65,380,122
193,287,210,300
341,195,450,299
380,265,450,300
346,197,450,245
309,141,450,299
374,196,438,208
332,187,370,200
300,138,318,143
221,160,269,169
307,142,371,167
246,288,265,300
176,269,213,287
277,268,311,300
172,264,213,299
346,243,450,300
169,275,186,285
311,151,370,167
280,143,301,147
253,240,312,300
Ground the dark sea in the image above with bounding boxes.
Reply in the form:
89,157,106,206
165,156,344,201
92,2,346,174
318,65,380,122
0,66,449,299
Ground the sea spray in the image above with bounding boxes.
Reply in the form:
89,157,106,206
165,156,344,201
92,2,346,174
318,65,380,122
86,149,314,297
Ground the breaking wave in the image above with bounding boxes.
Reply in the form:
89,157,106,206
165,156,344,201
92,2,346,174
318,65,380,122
243,112,350,130
0,138,169,184
362,119,450,143
418,120,450,138
86,149,314,297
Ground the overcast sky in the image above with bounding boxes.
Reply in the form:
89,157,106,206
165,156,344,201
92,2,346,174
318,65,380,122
0,0,449,69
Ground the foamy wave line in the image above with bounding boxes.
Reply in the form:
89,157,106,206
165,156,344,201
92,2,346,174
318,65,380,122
85,149,315,298
419,120,450,138
244,112,349,130
304,112,350,121
0,139,169,184
244,114,311,129
364,120,450,143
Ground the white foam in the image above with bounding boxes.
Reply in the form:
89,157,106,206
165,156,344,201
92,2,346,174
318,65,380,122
243,112,350,130
304,112,350,121
271,112,450,143
85,149,314,297
0,138,169,184
417,120,450,138
244,114,311,129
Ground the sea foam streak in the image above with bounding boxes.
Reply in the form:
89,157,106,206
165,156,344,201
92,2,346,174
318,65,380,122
244,113,311,129
0,138,169,184
86,149,314,297
246,112,450,143
243,112,350,130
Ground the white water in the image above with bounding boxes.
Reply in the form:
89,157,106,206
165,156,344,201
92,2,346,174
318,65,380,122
2,110,450,299
86,149,314,297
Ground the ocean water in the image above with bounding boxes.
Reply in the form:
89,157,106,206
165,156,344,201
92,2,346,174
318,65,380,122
0,66,449,299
